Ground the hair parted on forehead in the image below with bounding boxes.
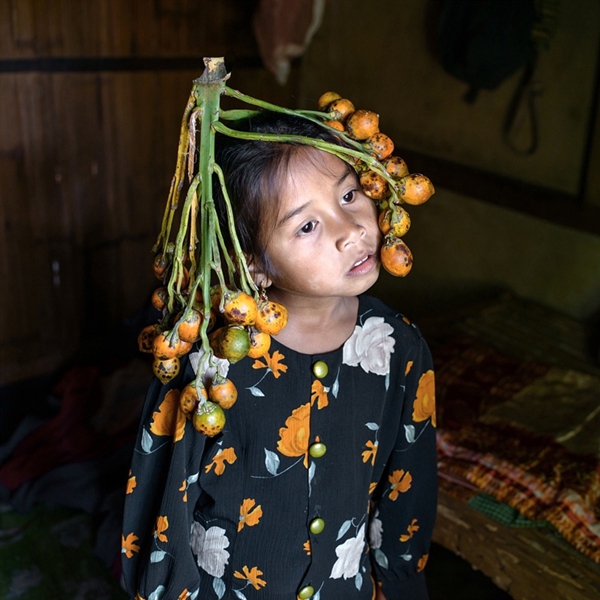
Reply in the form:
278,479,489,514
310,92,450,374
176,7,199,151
213,111,352,278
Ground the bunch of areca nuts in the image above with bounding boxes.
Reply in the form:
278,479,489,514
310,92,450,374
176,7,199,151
317,91,435,277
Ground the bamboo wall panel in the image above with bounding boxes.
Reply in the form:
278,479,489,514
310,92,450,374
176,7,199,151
0,0,300,384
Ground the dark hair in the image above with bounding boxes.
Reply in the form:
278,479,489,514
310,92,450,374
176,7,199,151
213,111,347,277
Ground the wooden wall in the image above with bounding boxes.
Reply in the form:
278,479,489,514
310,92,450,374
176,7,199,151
0,0,301,385
298,0,600,322
299,0,600,199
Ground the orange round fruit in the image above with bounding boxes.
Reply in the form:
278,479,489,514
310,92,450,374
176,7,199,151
138,324,159,353
208,375,238,410
383,156,409,179
323,119,345,132
218,326,250,364
152,356,181,384
151,286,169,311
364,132,394,160
247,327,271,358
389,205,411,237
177,308,203,343
152,252,171,280
318,91,342,110
174,338,193,357
346,110,380,140
179,382,207,416
255,300,288,335
152,331,180,359
209,327,225,358
359,170,389,200
400,173,435,205
222,291,258,326
380,235,413,277
378,209,392,236
193,401,226,437
327,98,355,122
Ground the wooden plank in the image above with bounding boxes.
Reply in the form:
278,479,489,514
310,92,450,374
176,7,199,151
0,0,261,59
433,488,600,600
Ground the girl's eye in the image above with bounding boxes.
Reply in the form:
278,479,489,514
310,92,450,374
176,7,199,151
299,220,316,235
342,190,355,203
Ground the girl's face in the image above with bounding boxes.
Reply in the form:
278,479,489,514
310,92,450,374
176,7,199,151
262,148,381,303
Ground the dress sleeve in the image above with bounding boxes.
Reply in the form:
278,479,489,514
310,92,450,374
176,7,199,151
371,335,437,600
121,357,206,599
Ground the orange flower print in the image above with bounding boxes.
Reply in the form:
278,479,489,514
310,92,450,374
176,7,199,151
405,360,414,375
150,389,186,441
205,447,238,475
126,471,137,494
155,516,169,543
178,590,189,600
134,593,145,600
362,440,378,466
238,498,263,532
277,403,311,467
399,518,420,542
122,532,140,558
310,380,329,409
303,540,312,555
388,469,412,500
412,370,436,427
417,553,429,572
369,482,378,495
234,566,267,590
252,350,288,378
179,480,188,503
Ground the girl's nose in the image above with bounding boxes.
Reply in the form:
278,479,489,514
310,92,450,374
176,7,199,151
335,214,366,250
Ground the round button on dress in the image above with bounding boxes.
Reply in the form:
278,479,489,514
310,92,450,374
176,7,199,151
309,442,327,458
297,585,315,599
312,360,328,379
309,518,325,534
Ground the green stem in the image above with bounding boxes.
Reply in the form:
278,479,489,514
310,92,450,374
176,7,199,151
166,175,200,313
213,163,257,295
213,121,401,196
154,90,197,254
212,205,237,283
220,109,260,121
193,59,229,356
224,87,345,136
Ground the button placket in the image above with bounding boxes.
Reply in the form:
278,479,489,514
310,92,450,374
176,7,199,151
302,356,337,599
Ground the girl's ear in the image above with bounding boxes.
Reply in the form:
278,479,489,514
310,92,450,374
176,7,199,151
253,272,272,289
245,256,272,289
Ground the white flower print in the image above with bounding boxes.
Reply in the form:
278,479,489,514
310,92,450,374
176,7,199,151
368,511,383,549
190,348,229,384
190,522,230,578
343,317,395,376
330,523,366,580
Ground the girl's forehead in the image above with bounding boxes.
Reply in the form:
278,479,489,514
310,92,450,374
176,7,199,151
284,147,349,183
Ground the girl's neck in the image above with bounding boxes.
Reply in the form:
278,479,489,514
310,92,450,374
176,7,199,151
268,292,359,355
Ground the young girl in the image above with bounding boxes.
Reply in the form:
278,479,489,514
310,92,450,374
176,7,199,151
122,112,437,600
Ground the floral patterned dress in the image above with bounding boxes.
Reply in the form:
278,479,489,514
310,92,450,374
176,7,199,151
122,295,437,600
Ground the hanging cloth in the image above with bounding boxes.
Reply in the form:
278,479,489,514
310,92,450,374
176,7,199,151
252,0,326,85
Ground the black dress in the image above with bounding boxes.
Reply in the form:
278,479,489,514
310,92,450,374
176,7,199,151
122,295,437,600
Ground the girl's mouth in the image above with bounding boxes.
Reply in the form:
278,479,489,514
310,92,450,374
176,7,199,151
348,254,377,276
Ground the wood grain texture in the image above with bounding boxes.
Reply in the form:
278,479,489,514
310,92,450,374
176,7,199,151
434,488,600,600
0,0,301,384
